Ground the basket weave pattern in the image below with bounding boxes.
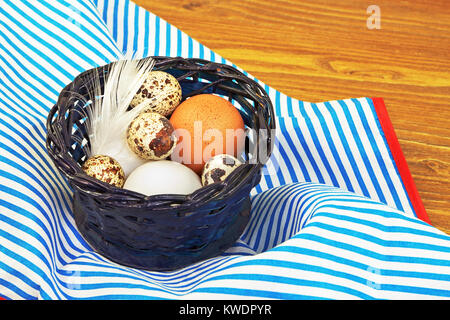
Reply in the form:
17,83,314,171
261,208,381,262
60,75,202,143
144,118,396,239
46,56,275,271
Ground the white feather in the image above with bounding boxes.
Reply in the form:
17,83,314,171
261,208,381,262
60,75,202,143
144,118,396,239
84,58,156,176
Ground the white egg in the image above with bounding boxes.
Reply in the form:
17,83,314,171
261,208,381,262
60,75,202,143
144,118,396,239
124,160,202,196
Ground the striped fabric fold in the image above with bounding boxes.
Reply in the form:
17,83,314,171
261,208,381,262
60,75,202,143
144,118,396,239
0,0,448,299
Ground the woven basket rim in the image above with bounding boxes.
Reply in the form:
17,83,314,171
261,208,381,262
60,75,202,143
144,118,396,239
46,56,275,209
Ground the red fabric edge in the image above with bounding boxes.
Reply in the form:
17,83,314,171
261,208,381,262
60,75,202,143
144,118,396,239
371,97,431,224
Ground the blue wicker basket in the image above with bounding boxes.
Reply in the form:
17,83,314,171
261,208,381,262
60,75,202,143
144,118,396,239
46,56,275,271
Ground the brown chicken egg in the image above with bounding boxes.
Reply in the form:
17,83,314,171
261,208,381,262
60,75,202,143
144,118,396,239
82,155,125,187
127,112,177,160
130,71,182,117
170,94,245,175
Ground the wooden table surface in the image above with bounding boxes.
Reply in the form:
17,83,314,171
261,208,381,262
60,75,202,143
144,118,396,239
132,0,450,234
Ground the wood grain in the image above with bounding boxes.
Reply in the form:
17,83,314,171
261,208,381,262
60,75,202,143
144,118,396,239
132,0,450,234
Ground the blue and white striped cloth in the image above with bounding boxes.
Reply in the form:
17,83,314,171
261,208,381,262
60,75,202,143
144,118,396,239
0,0,449,299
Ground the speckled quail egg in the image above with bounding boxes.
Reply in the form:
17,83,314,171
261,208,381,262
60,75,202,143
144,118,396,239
127,112,177,160
82,155,125,187
201,154,242,186
130,71,182,117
